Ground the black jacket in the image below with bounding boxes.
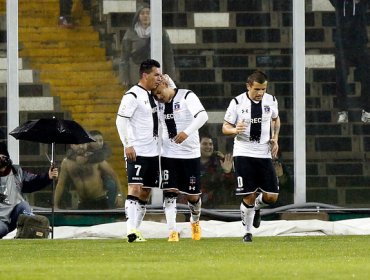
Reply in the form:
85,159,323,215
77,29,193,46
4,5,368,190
330,0,369,49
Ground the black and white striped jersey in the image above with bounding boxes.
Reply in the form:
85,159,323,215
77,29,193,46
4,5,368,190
224,92,279,158
117,84,159,156
158,89,206,158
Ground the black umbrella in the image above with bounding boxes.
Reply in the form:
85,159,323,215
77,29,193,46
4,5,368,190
9,118,94,145
10,117,95,238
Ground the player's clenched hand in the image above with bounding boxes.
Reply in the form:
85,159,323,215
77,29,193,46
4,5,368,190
125,146,136,162
235,120,247,135
174,131,188,144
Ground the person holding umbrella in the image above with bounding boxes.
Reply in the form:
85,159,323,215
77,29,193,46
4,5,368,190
0,142,58,238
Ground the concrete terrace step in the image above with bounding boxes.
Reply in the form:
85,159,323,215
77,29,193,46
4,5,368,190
0,57,24,69
42,78,118,87
62,98,121,106
19,96,60,111
19,30,98,42
0,95,59,111
18,0,60,4
0,83,51,97
19,16,91,27
51,84,124,93
19,1,59,11
24,56,106,64
65,104,119,113
19,26,96,34
21,40,102,49
21,48,105,58
71,114,119,128
56,91,123,101
40,70,116,79
43,71,119,82
0,69,38,83
31,61,113,71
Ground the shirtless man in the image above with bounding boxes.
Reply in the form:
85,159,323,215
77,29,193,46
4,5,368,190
54,143,123,209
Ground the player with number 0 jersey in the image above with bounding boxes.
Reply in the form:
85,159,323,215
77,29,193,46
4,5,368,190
222,70,281,243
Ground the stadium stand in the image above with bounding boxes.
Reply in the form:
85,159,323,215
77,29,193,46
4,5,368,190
97,0,370,207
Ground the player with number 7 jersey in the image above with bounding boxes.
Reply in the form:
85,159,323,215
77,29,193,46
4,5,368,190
116,59,162,243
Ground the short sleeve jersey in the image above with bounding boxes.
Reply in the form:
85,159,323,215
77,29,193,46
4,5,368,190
117,85,159,156
224,92,279,158
159,89,205,158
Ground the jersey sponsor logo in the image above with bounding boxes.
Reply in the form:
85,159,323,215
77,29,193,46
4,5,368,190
164,113,174,120
250,117,262,123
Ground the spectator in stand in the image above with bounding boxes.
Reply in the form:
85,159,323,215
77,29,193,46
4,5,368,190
329,0,370,123
88,130,122,208
64,130,121,208
58,0,89,28
271,151,293,207
199,134,235,208
119,2,176,87
58,0,74,27
54,143,123,210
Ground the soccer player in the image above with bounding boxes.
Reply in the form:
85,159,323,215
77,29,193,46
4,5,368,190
222,70,281,242
152,75,208,242
116,59,162,242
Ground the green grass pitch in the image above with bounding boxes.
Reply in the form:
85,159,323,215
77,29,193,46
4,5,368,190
1,236,370,279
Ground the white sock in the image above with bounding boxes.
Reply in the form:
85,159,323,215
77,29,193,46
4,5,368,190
125,197,138,234
255,193,267,210
135,200,147,230
240,202,255,233
188,197,201,223
163,196,177,232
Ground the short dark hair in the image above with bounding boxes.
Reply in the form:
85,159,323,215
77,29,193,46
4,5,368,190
199,133,212,141
139,59,161,76
89,130,103,137
247,70,268,86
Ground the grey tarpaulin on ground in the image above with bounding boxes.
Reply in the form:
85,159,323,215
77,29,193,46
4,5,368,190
4,217,370,239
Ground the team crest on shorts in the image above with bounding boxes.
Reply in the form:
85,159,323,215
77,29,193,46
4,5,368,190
189,176,196,184
188,176,196,190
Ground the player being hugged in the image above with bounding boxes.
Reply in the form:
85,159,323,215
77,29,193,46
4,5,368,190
222,70,281,242
153,74,208,242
